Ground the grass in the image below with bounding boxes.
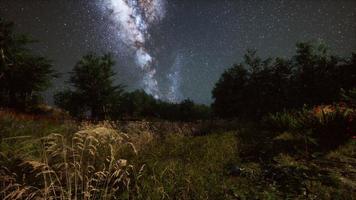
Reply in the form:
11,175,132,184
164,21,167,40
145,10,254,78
0,109,76,160
0,109,355,199
132,132,240,199
0,121,143,199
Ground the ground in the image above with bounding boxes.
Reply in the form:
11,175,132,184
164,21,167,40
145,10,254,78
0,110,355,199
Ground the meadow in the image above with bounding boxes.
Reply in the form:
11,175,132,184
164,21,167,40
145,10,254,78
1,8,356,200
0,105,355,200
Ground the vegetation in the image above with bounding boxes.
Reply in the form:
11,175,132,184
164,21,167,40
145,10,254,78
0,107,355,199
213,43,356,119
117,92,211,121
0,18,56,110
54,53,124,120
1,18,355,199
54,53,210,121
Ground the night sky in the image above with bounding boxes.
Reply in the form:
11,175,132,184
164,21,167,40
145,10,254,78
1,0,356,104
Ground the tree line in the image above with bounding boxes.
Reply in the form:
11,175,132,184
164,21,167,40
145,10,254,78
0,19,56,110
1,18,355,121
0,18,210,121
54,53,210,121
212,42,356,119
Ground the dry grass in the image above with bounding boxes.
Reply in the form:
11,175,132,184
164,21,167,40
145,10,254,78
0,123,144,200
1,111,355,199
0,106,69,123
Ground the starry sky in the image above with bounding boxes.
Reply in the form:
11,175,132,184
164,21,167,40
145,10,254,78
1,0,356,104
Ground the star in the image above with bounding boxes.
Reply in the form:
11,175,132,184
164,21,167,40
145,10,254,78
0,0,355,104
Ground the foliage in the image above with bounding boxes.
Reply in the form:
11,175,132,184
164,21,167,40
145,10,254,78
0,111,355,199
0,18,56,110
341,87,356,108
1,18,355,199
55,53,124,120
213,41,356,119
54,56,210,121
263,105,355,152
117,90,211,121
262,110,301,132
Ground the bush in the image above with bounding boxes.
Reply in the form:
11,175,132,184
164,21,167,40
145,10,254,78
264,105,354,152
262,111,300,132
306,106,353,150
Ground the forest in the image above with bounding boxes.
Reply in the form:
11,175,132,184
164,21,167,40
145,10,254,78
1,17,356,199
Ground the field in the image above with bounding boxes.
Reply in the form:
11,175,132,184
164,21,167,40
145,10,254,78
0,109,355,199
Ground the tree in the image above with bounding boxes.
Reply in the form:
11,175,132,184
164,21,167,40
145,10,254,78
0,18,56,109
269,58,293,110
118,90,158,119
178,99,197,121
212,64,249,118
116,90,211,121
212,41,356,119
338,53,356,97
55,53,123,120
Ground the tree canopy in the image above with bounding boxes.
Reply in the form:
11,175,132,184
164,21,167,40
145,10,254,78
55,53,124,120
0,18,56,110
212,42,356,119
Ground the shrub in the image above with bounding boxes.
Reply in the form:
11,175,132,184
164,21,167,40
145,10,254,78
264,105,355,152
262,111,300,132
306,106,354,150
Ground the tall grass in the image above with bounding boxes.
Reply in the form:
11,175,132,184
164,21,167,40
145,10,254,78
0,123,143,200
0,110,355,199
131,132,241,199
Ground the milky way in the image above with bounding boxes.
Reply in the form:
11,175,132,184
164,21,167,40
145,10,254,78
1,0,356,104
167,52,183,102
98,0,166,99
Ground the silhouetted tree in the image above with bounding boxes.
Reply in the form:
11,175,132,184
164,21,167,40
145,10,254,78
212,64,249,118
116,90,211,121
0,18,56,110
292,42,337,105
118,90,158,119
212,41,356,119
55,53,123,120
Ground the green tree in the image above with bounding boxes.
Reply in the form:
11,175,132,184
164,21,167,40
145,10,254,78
212,64,249,118
55,53,123,120
178,99,195,121
0,18,56,109
212,41,355,119
116,90,211,121
118,90,158,119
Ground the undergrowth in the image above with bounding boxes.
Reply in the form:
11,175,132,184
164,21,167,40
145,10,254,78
0,108,355,199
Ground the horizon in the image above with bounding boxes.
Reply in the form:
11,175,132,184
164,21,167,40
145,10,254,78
1,0,356,104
